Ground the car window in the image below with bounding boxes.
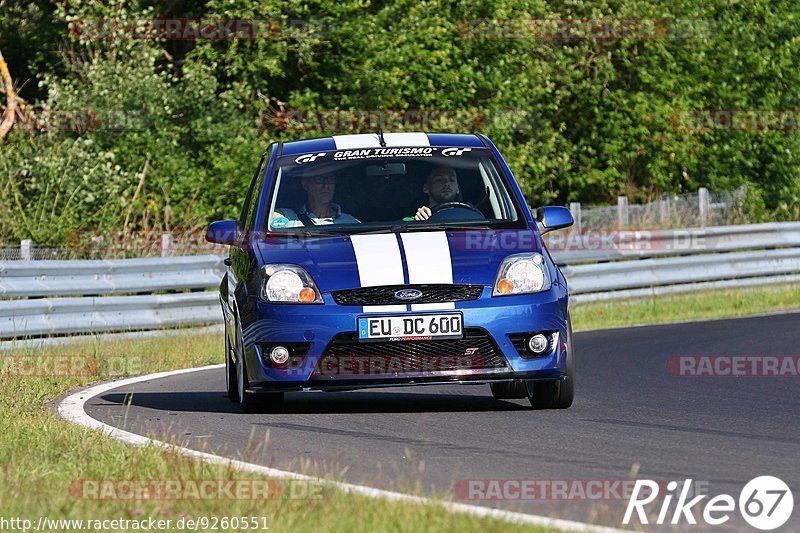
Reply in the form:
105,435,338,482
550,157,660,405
264,147,523,233
240,153,267,228
244,157,268,231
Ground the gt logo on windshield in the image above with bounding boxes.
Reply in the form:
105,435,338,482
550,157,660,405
295,152,327,164
442,147,472,157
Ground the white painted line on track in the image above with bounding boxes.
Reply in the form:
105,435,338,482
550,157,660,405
58,364,628,533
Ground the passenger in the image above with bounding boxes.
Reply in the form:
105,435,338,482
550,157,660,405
272,174,360,227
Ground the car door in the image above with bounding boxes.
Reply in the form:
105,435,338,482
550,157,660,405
227,148,270,349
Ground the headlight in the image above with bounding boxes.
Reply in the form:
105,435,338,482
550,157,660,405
493,253,551,296
260,264,322,303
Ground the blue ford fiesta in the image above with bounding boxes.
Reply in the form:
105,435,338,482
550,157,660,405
206,132,575,412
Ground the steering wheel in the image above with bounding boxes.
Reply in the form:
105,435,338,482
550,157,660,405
430,201,483,216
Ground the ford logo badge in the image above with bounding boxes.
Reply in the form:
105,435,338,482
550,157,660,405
394,289,423,300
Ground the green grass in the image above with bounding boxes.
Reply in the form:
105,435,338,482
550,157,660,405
571,283,800,331
0,333,549,533
2,283,798,531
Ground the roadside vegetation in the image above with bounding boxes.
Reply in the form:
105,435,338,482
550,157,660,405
1,284,797,530
571,283,800,330
0,333,546,533
2,2,798,531
2,1,799,246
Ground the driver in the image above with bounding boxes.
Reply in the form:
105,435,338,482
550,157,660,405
413,165,462,221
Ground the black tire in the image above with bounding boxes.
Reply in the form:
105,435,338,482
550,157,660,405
235,326,285,413
490,381,528,399
527,315,575,410
225,330,239,403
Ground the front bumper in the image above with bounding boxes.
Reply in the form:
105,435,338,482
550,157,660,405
238,285,570,392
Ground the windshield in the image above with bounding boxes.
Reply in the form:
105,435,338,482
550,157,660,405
265,147,523,233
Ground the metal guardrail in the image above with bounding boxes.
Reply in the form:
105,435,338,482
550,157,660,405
548,222,800,264
566,248,800,293
566,248,800,303
1,293,219,339
1,223,799,340
0,255,224,298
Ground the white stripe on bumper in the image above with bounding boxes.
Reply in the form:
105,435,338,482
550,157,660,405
401,232,456,311
350,234,406,313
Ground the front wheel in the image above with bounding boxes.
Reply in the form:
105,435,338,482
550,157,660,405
225,330,239,403
527,316,575,410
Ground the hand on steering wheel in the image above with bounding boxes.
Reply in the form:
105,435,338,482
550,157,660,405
430,201,483,216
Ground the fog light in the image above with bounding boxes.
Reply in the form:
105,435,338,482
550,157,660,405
270,346,290,365
527,334,549,354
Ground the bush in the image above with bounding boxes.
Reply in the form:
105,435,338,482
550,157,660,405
1,0,798,244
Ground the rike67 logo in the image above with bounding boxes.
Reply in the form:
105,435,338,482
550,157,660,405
624,476,794,530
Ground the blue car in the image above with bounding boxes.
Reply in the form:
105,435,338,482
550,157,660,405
206,132,575,412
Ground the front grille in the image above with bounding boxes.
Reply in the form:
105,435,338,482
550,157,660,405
332,284,483,306
311,328,509,378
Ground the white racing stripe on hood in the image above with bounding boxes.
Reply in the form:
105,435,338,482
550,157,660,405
350,234,406,313
384,132,430,146
333,134,380,149
400,232,456,311
333,132,430,149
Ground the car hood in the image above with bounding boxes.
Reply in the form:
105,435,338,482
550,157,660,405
256,229,543,292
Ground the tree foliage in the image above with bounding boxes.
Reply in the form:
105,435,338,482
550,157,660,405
0,0,798,242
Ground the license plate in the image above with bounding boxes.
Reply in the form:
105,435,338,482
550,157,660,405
357,313,463,342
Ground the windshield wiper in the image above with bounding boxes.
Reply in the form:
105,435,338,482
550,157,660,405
418,224,493,232
347,225,409,235
349,224,493,235
272,229,348,238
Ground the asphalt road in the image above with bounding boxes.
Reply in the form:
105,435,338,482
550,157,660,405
84,313,800,531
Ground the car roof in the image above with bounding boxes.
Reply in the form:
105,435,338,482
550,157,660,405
280,132,487,156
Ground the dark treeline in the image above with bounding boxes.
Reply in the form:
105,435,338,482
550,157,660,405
1,0,798,243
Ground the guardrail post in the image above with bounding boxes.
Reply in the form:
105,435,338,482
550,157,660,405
659,193,670,226
569,202,582,233
699,187,709,227
617,196,629,228
20,239,32,261
161,233,173,257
